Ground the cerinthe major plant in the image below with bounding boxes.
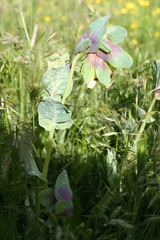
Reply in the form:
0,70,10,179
37,16,133,217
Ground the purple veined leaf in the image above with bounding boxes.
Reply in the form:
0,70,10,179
75,16,110,54
87,16,110,53
55,170,72,201
39,188,57,211
82,53,113,87
97,40,133,69
91,53,113,86
55,200,73,216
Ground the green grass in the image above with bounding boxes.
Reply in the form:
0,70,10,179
1,0,160,239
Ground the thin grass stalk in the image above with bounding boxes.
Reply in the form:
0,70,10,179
19,67,25,121
18,0,31,47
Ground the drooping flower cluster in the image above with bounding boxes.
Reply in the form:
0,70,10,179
75,16,133,88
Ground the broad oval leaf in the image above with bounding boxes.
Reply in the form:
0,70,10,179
38,98,73,131
39,188,56,210
55,200,73,216
40,67,72,101
55,170,72,201
107,26,127,44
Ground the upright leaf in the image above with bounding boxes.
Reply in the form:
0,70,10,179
38,98,73,131
40,67,72,101
55,170,72,201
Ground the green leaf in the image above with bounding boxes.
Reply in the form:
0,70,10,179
39,188,55,210
24,150,46,181
99,39,111,53
82,55,95,83
40,67,72,101
123,118,137,135
47,53,70,69
152,60,160,100
90,16,110,35
55,200,73,216
133,104,156,123
95,61,112,86
74,38,92,53
133,103,146,119
97,41,133,69
38,98,73,131
107,26,127,44
87,16,110,53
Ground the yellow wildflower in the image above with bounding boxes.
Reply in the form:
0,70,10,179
43,16,51,23
155,32,160,38
61,16,67,21
152,10,157,16
156,8,160,14
137,0,149,7
125,2,136,10
42,1,46,6
132,39,138,45
121,8,128,14
130,24,137,29
95,0,101,4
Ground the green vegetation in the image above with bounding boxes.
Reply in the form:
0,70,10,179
1,0,160,239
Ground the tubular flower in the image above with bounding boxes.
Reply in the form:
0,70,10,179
75,16,133,88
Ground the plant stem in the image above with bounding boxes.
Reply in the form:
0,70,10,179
135,94,156,143
62,53,82,105
42,127,55,180
35,53,81,220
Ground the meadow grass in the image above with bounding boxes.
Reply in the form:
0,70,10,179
1,0,160,239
